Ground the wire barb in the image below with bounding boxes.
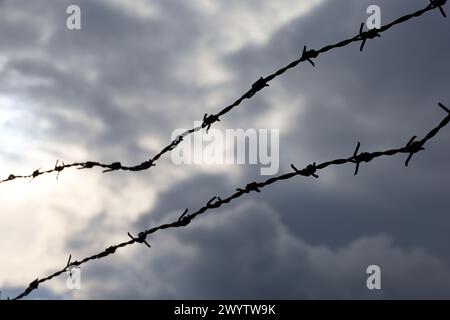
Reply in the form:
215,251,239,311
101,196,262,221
291,163,319,178
66,254,72,268
430,0,447,17
134,160,155,171
301,46,319,67
177,208,191,225
98,246,117,258
55,160,65,180
27,279,39,293
247,77,269,98
206,196,223,208
439,102,450,114
359,23,381,52
404,136,425,167
237,182,262,193
352,142,376,175
128,232,151,248
32,168,41,179
103,162,122,173
66,254,73,277
78,161,97,170
202,113,221,133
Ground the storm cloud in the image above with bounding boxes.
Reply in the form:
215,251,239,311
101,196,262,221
1,0,450,299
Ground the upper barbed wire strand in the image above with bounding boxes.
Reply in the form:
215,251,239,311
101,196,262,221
8,102,450,300
0,0,447,185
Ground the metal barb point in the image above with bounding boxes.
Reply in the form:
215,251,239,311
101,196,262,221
66,254,72,268
431,0,447,17
103,162,122,173
32,168,41,178
203,113,220,133
252,77,269,91
304,163,319,178
237,182,261,193
178,208,189,221
207,196,217,206
351,142,374,175
207,196,222,207
404,136,425,167
128,232,151,248
55,160,65,180
352,142,362,175
302,46,317,67
79,161,96,170
177,209,192,226
438,102,450,114
29,279,39,290
29,168,42,182
359,23,381,51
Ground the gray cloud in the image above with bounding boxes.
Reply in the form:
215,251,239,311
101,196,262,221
219,0,450,260
74,201,450,299
1,0,450,299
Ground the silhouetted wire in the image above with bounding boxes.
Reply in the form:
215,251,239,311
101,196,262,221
9,103,450,300
0,0,447,185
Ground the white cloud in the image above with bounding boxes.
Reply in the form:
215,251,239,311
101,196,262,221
102,0,159,19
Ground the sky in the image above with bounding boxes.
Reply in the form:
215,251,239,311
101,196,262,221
0,0,450,299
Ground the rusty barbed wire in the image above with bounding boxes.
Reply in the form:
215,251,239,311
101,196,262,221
0,0,447,185
7,102,449,300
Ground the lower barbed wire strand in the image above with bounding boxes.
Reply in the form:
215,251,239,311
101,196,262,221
9,104,450,300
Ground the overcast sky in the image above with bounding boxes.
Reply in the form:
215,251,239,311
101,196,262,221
1,0,450,299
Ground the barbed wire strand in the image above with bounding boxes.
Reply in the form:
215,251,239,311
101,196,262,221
7,102,450,300
0,0,447,185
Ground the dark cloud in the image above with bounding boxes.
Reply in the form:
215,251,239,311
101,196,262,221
2,0,450,299
0,0,208,163
77,201,450,299
219,0,450,260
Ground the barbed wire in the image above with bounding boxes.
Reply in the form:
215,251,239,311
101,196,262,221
7,102,449,300
0,0,447,186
